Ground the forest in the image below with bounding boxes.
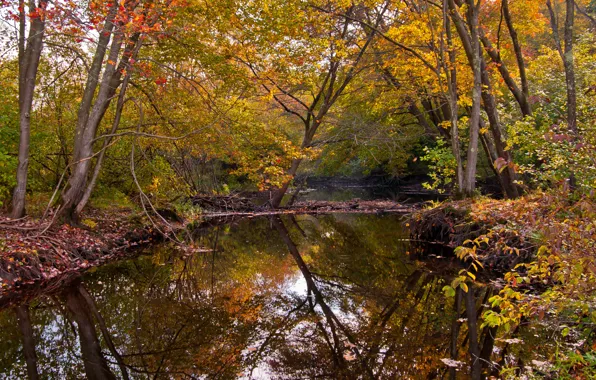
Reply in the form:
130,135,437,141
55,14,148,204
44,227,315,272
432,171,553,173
0,0,596,378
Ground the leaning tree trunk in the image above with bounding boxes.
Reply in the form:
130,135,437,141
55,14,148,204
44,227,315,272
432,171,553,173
270,158,304,208
11,0,48,218
479,58,520,199
502,0,531,115
61,31,126,223
75,38,142,216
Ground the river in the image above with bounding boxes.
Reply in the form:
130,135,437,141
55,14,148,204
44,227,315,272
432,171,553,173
0,213,555,379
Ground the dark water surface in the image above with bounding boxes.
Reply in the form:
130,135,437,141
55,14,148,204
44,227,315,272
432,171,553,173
0,214,551,379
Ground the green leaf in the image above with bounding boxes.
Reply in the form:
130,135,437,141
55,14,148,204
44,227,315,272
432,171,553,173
562,327,570,337
442,285,456,297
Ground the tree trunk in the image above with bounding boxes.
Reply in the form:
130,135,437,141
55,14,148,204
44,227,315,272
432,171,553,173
502,0,530,111
564,0,577,135
11,0,48,218
547,0,577,134
547,0,578,188
75,39,142,216
479,58,520,198
58,2,119,223
479,28,531,117
451,0,482,197
267,5,388,208
443,0,464,193
464,289,482,380
61,30,126,223
270,158,303,208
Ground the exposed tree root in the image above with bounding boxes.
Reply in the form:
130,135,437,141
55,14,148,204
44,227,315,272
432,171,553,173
410,199,536,274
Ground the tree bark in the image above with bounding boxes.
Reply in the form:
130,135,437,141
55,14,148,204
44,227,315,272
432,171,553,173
75,39,142,216
449,0,482,197
479,57,520,198
443,0,464,193
58,1,119,223
11,0,48,218
547,0,577,134
464,289,482,380
61,30,126,223
502,0,530,108
61,25,142,222
479,28,531,117
563,0,577,135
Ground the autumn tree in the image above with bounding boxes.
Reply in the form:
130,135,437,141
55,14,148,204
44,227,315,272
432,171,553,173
204,0,390,207
58,0,179,222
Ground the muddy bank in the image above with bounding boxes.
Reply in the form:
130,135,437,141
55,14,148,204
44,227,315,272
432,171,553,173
0,212,164,305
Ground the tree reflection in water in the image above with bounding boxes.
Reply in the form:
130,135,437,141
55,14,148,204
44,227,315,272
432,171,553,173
0,214,546,379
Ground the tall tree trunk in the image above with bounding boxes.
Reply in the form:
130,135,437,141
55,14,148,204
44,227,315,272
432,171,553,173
547,0,577,134
547,0,578,188
449,0,482,197
443,0,464,193
75,39,142,216
11,0,48,218
58,1,119,223
61,28,141,222
563,0,577,135
61,30,126,223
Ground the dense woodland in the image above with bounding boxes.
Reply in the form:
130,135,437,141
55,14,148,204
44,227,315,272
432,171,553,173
1,0,596,378
0,0,594,218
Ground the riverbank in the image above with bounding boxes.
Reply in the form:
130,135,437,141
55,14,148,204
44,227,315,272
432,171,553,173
410,190,595,271
410,191,596,377
0,209,165,304
0,198,418,302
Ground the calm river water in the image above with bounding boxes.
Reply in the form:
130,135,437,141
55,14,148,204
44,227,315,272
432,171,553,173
0,213,554,379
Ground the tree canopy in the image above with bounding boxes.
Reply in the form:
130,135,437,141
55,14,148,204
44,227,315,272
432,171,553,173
0,0,594,217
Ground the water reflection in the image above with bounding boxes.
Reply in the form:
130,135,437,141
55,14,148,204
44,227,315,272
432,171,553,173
0,214,544,379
